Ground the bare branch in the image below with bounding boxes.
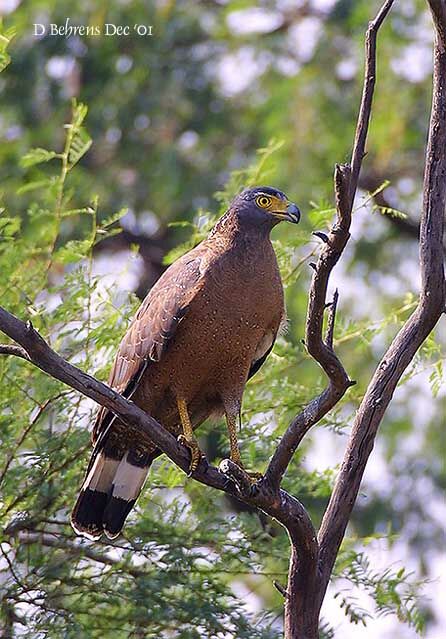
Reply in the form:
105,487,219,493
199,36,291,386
274,580,288,598
264,172,353,489
325,289,339,349
428,0,446,51
349,0,396,202
260,5,398,633
316,3,446,604
0,305,316,585
264,0,394,492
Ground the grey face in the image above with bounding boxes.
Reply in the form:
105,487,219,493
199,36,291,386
232,186,301,227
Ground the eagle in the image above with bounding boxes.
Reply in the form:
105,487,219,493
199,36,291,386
71,186,301,540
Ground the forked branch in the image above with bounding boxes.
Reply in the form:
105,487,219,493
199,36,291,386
264,0,396,493
0,307,316,570
316,0,446,605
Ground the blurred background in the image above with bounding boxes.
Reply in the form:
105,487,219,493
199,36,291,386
0,1,444,638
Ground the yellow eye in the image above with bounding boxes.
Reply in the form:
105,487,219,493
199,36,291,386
256,195,272,208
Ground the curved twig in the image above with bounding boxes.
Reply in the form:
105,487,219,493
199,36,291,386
0,306,316,578
316,0,446,606
264,0,395,493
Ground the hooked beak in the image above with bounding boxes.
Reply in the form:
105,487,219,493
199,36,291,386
272,202,301,224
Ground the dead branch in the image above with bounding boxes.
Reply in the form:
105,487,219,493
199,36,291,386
316,0,446,607
428,0,446,50
264,0,395,495
0,308,317,608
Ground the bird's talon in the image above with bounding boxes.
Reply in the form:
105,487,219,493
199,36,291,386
178,434,204,475
231,458,262,483
239,467,263,484
219,458,262,496
247,470,263,482
235,460,261,481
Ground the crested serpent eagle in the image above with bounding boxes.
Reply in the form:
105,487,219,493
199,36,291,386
71,186,301,540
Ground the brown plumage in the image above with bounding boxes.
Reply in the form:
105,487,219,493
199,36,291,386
71,186,300,539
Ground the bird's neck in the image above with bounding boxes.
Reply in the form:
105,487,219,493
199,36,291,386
209,209,272,248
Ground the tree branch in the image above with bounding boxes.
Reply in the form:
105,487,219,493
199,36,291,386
428,0,446,50
259,4,397,634
263,166,353,492
349,0,396,201
0,306,317,596
316,1,446,605
264,0,395,493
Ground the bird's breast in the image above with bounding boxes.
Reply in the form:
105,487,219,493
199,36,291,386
134,238,285,420
205,242,283,314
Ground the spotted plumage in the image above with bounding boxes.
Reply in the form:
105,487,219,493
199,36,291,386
71,186,301,540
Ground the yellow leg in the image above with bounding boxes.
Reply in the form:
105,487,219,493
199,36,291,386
226,413,243,466
225,413,262,480
177,397,202,476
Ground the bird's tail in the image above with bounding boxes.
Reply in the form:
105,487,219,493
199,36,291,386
71,447,156,540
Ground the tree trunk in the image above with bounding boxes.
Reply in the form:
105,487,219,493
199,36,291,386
284,544,319,639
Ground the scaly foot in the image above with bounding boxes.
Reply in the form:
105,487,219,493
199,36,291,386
237,465,263,483
245,469,263,482
178,434,204,476
230,455,262,483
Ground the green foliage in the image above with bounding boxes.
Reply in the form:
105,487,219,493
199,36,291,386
20,147,60,168
214,139,285,208
0,98,285,639
334,549,426,633
0,22,14,72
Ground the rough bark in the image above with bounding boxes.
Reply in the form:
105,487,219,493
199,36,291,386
316,2,446,608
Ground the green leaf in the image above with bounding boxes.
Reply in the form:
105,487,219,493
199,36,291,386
0,24,15,72
373,204,408,219
20,148,59,168
214,138,284,208
71,99,89,129
168,220,195,228
99,208,127,229
0,215,20,237
68,127,92,167
61,207,95,217
17,178,54,195
54,239,93,264
429,360,443,397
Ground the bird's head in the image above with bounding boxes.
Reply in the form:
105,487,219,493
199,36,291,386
229,186,301,230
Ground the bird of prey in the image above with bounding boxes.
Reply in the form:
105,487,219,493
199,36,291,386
71,186,300,540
